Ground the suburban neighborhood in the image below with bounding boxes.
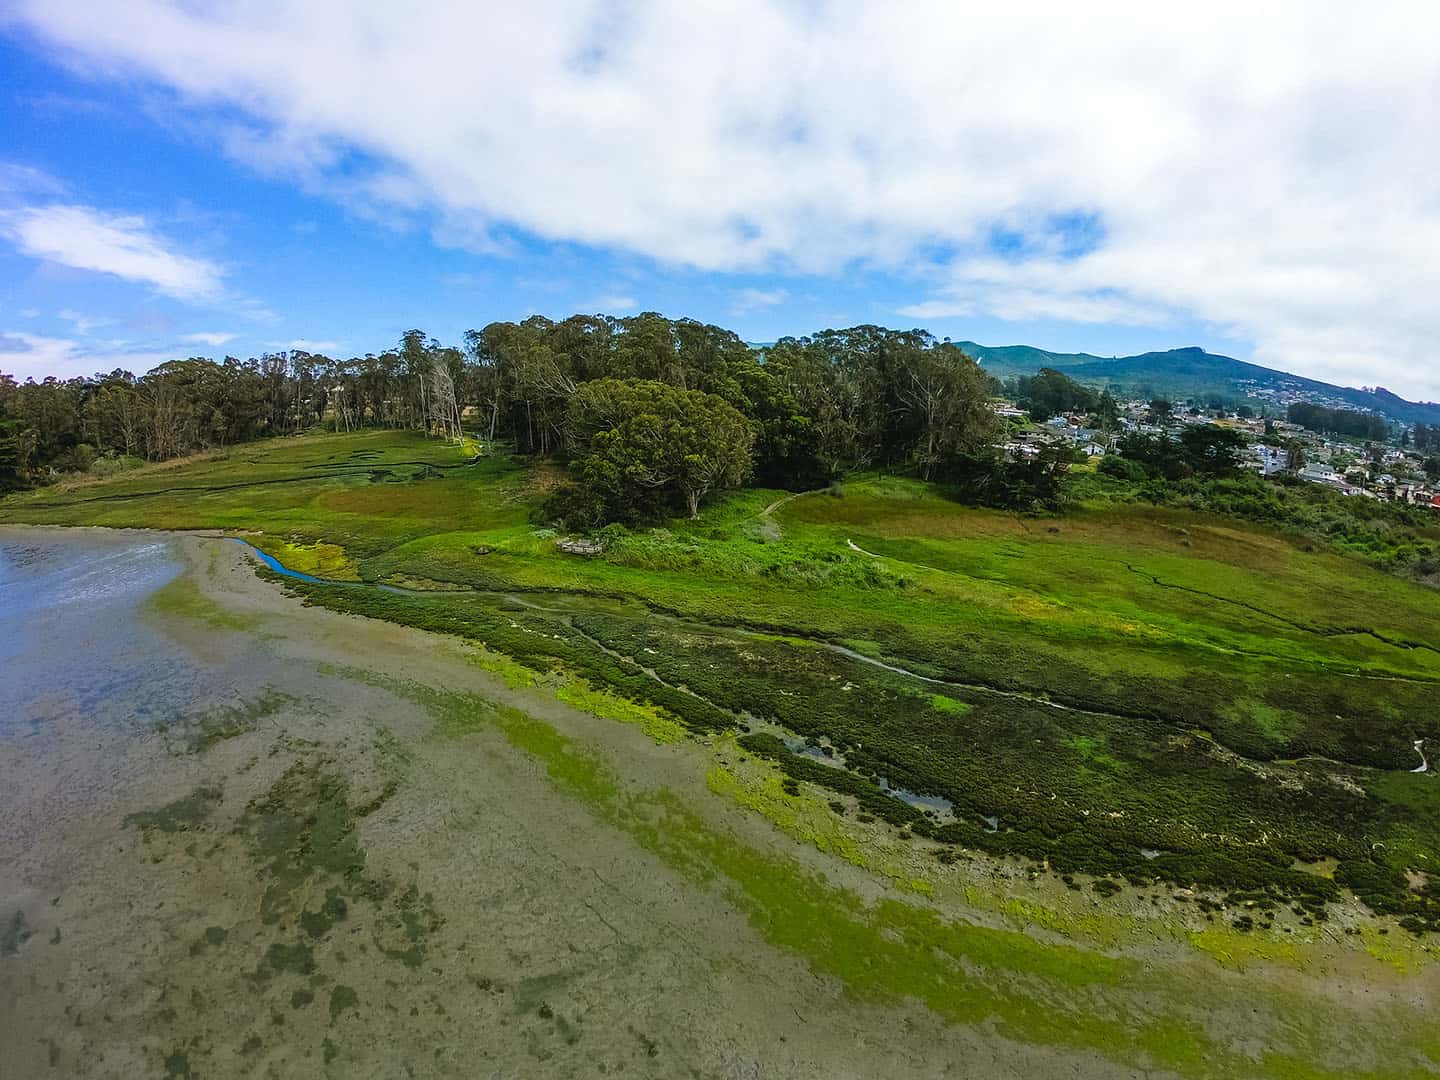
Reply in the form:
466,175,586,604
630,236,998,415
992,390,1440,509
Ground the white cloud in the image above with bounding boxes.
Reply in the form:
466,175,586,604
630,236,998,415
731,287,789,316
58,308,116,335
181,331,236,346
0,330,182,380
14,1,1440,394
3,203,223,301
0,163,64,199
285,338,339,352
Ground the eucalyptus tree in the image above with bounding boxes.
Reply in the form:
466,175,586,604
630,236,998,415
550,378,754,525
897,343,1000,480
474,316,576,454
85,371,143,457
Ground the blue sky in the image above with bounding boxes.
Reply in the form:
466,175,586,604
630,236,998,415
2,3,1437,396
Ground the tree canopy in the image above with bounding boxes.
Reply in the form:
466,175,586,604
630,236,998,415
1012,367,1096,421
1112,426,1248,480
546,378,754,526
1288,402,1387,441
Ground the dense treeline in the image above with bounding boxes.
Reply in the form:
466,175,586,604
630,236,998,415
0,329,465,491
1011,367,1097,421
1103,427,1250,481
4,314,1014,518
1,359,288,488
1288,402,1388,440
468,316,1005,487
5,312,1434,553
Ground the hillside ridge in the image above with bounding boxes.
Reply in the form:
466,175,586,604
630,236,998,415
957,341,1440,425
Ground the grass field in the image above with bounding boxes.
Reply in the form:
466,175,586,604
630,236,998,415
6,429,1440,927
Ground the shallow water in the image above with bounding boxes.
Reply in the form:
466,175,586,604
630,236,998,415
0,529,199,741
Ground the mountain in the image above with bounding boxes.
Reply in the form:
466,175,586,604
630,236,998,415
957,343,1440,426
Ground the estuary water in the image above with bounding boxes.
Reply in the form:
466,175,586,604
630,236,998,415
0,528,193,742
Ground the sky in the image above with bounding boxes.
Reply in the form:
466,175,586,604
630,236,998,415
1,2,1438,397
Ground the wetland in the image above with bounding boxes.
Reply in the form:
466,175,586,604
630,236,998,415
4,431,1440,1078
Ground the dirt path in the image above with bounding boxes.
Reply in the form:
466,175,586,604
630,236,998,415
758,487,828,518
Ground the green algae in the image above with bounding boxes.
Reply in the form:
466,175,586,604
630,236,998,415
355,670,1432,1078
260,942,316,977
929,692,972,714
164,689,295,753
189,925,229,956
125,785,223,834
328,984,359,1022
238,760,372,924
2,910,31,957
300,887,349,939
147,566,258,634
374,883,442,969
555,680,689,744
229,747,443,1005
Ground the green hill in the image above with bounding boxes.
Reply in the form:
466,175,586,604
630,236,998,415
958,342,1440,425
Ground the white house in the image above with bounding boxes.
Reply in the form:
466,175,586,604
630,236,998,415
1300,463,1341,484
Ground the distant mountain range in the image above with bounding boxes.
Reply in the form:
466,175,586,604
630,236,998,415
956,343,1440,426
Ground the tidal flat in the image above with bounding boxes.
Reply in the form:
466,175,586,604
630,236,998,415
2,526,1438,1079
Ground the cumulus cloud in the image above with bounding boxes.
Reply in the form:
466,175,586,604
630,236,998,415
0,330,182,380
14,1,1440,394
3,204,223,301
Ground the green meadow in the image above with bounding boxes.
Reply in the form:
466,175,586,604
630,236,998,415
6,429,1440,928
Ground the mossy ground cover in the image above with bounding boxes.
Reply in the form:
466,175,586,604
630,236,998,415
6,431,1440,929
352,669,1439,1080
